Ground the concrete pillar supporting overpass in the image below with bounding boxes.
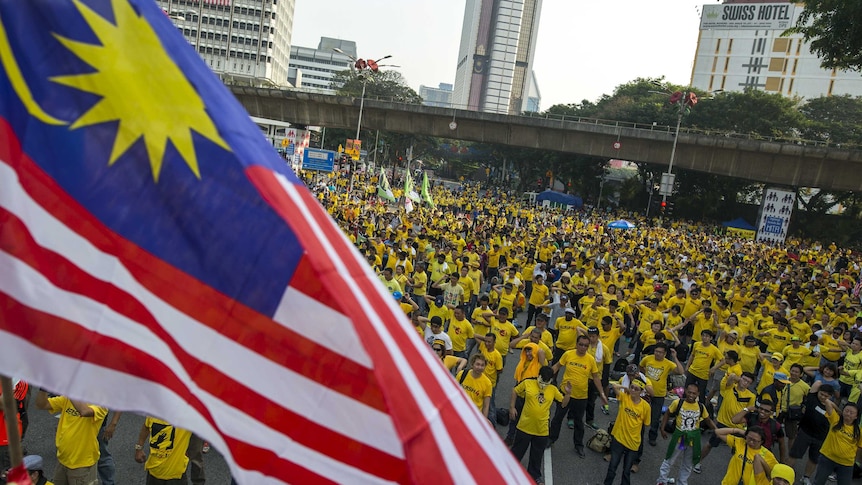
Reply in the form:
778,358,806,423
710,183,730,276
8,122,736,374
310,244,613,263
231,87,862,192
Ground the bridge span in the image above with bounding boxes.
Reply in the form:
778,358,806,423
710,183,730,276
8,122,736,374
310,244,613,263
230,87,862,192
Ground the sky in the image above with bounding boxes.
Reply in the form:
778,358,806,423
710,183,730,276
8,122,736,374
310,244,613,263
291,0,722,110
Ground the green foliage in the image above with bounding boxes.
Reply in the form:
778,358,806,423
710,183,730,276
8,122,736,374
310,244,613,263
785,0,862,72
798,95,862,145
687,90,805,138
331,70,423,104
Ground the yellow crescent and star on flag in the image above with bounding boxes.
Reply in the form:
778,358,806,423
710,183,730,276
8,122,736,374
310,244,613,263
0,0,228,181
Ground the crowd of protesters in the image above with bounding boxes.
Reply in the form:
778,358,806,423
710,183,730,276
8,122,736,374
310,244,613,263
316,176,862,485
3,174,862,485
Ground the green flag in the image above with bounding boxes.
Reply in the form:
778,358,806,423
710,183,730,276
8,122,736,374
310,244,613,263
405,171,420,202
377,168,395,202
421,172,435,208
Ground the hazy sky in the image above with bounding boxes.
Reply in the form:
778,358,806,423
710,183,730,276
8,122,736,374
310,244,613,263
291,0,720,109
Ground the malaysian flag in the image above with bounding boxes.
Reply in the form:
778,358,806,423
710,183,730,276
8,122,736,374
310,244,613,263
0,1,528,483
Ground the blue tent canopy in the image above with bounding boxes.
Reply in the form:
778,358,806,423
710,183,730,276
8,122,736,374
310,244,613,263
722,217,756,231
535,190,583,208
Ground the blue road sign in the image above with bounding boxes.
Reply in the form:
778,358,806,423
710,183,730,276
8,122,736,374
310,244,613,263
302,148,336,172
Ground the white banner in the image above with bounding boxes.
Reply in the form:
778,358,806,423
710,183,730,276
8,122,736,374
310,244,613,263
756,188,795,245
700,3,797,31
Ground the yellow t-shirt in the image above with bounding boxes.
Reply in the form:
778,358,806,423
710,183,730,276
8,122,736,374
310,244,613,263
479,344,504,387
144,417,192,480
455,371,493,411
819,408,862,466
717,382,756,428
492,320,519,355
765,329,794,354
840,350,862,386
470,307,494,337
738,344,761,374
412,270,427,297
688,342,724,380
721,435,778,485
639,355,678,397
47,396,107,468
781,344,813,368
446,318,475,352
514,380,565,436
610,391,651,451
558,350,599,399
528,283,549,306
599,325,622,353
555,316,587,351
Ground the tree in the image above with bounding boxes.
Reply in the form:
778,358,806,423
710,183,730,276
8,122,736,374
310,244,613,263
798,95,862,145
786,1,862,72
331,69,422,104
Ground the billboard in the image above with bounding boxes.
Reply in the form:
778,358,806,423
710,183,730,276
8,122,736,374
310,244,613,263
756,188,795,245
302,148,336,172
700,3,797,31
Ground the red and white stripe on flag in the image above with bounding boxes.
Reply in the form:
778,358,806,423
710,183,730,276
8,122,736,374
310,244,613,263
203,0,232,6
0,122,531,483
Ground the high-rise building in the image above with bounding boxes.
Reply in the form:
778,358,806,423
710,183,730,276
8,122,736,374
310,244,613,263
419,83,454,108
452,0,543,115
157,0,296,87
287,37,355,94
691,1,862,98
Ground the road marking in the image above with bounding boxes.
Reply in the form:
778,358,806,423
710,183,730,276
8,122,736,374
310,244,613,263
544,446,553,485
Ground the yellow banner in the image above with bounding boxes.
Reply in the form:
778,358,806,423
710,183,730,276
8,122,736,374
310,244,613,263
726,227,755,239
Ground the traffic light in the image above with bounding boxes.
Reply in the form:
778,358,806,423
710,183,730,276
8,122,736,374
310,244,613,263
666,200,675,215
660,201,667,212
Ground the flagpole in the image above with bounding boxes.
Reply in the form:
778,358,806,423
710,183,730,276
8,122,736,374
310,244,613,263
0,375,23,470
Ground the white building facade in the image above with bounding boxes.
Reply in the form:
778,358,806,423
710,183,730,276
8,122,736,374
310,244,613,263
692,1,862,98
157,0,295,86
287,38,354,94
452,0,543,114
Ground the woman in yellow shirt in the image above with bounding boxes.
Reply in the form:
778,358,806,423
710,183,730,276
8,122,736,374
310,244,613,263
811,401,862,485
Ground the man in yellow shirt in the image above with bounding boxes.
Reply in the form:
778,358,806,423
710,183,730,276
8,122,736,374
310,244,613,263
35,389,107,485
455,354,493,418
510,366,571,484
685,330,724,404
695,371,756,473
640,342,684,446
446,307,475,359
603,379,651,485
525,274,550,327
553,307,587,364
134,417,192,483
549,335,609,456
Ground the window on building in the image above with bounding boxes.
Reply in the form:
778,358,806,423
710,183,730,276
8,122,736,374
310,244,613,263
252,39,258,47
232,21,238,28
764,77,781,91
216,18,223,26
253,24,259,32
198,45,205,53
231,35,237,43
768,58,786,72
205,47,213,54
772,38,790,53
239,22,246,30
251,54,257,61
201,15,208,23
271,12,276,19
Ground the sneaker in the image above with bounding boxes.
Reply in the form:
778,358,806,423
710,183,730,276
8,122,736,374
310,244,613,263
602,404,610,415
630,463,639,474
202,442,210,454
603,453,611,462
575,446,585,458
586,421,599,430
710,397,718,406
567,419,574,429
692,463,702,474
828,474,837,482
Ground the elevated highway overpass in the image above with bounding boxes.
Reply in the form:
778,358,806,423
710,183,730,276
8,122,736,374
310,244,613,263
230,87,862,192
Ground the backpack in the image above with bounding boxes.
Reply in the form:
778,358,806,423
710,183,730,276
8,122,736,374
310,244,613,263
664,400,707,434
495,407,510,427
587,428,611,453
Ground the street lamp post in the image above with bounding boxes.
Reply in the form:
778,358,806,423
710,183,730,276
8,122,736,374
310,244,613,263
650,82,698,203
332,48,395,195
